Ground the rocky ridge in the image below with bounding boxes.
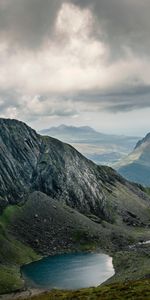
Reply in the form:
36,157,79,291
117,132,150,186
0,118,149,225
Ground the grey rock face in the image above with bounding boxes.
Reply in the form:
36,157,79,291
0,118,150,225
0,119,41,204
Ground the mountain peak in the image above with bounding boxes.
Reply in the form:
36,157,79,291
41,124,97,133
117,131,150,185
135,132,150,149
0,117,35,132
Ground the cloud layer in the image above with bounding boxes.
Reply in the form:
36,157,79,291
0,0,150,130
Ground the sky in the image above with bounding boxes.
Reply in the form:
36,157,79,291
0,0,150,136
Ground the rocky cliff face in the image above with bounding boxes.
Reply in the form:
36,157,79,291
0,119,41,209
0,118,150,225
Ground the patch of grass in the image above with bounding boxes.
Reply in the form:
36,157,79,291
143,187,150,196
22,279,150,300
0,265,24,295
0,232,39,265
0,205,40,294
73,230,90,242
79,243,97,252
0,204,21,227
111,248,150,283
0,205,39,266
72,230,98,251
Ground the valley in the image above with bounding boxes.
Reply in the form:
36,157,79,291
1,0,150,298
0,119,150,299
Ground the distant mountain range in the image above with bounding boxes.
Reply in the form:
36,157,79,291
117,133,150,186
40,125,140,165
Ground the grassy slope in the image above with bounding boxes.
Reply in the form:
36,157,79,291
0,206,40,294
111,248,150,283
22,279,150,300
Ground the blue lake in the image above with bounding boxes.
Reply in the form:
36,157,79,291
22,253,114,290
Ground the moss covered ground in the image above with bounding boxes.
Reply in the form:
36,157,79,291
22,279,150,300
0,265,23,295
0,205,40,294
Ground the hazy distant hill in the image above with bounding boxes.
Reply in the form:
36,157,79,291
40,125,140,165
117,133,150,186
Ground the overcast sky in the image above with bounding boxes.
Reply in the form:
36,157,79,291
0,0,150,136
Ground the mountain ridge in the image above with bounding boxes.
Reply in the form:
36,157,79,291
135,132,150,149
40,125,97,134
117,131,150,186
0,118,149,225
40,124,140,139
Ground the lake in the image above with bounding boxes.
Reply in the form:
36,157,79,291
22,252,114,290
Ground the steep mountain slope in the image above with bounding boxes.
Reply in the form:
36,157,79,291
40,125,139,165
6,191,114,256
0,118,149,226
117,133,150,186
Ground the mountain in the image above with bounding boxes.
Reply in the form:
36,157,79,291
40,125,140,165
0,119,150,295
117,132,150,186
0,119,149,224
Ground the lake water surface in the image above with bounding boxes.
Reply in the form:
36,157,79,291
22,253,114,290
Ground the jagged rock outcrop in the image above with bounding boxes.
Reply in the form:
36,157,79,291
0,118,150,225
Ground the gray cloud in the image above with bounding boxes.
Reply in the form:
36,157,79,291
0,0,150,128
0,0,64,48
72,0,150,59
106,96,150,113
73,82,150,113
0,89,78,121
3,0,150,57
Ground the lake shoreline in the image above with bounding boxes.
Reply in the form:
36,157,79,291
1,243,150,300
0,250,115,300
21,252,114,291
0,287,46,300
